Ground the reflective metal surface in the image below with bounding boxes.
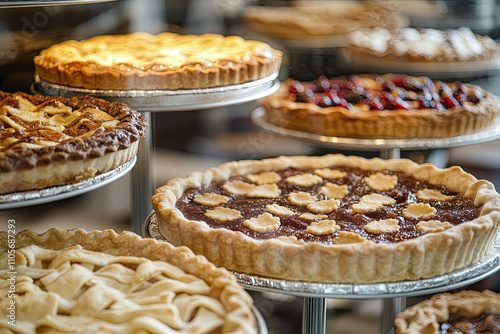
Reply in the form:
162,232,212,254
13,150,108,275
144,212,500,299
0,0,117,7
33,73,280,112
0,157,136,209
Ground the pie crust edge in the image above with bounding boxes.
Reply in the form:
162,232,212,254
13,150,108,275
152,154,500,283
0,228,257,334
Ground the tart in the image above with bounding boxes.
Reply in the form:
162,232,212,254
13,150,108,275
343,27,500,63
394,290,500,333
0,229,256,334
34,32,283,90
260,74,500,138
152,154,500,283
0,91,148,195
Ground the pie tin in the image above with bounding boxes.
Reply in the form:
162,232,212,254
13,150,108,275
32,73,280,112
143,212,500,299
251,108,500,151
0,157,136,209
0,0,117,7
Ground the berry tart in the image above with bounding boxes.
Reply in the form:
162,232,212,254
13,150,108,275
34,32,282,91
0,229,257,334
152,154,500,283
394,290,500,334
260,74,500,138
0,91,148,195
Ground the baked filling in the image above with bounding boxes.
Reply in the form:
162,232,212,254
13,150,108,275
0,229,256,334
176,166,478,244
34,32,283,90
439,314,500,333
0,91,147,194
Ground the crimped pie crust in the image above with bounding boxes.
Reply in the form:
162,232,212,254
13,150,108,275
152,154,500,283
394,290,500,334
0,228,256,334
261,77,500,138
0,91,148,194
34,32,283,90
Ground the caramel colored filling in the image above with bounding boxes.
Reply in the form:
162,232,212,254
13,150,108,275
439,314,500,333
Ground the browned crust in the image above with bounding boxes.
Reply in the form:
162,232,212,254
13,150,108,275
260,82,500,138
33,34,283,90
0,91,148,173
394,290,500,334
0,228,256,334
152,154,500,283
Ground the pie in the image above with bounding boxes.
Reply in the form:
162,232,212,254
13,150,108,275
243,2,409,38
394,290,500,333
343,27,500,63
0,91,148,195
0,228,256,334
152,154,500,283
260,74,500,138
34,32,283,90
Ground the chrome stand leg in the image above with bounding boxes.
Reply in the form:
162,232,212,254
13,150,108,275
381,297,406,334
380,148,401,159
131,111,153,235
302,296,326,334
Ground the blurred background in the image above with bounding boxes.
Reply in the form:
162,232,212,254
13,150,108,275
1,1,500,333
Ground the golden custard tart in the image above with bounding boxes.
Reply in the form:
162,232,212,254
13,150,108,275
152,154,500,284
260,74,500,138
0,91,147,195
394,290,500,334
34,32,283,91
0,229,257,334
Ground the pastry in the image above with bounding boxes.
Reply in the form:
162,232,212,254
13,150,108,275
260,74,500,138
0,91,148,194
343,27,500,63
34,32,282,90
394,290,500,333
152,154,500,283
0,228,256,334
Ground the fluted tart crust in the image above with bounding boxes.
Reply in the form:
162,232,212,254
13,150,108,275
0,228,256,334
152,154,500,283
34,32,283,90
0,91,147,194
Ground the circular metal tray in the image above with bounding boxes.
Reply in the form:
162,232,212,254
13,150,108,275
251,108,500,151
0,157,135,209
143,212,500,299
0,0,116,7
33,73,280,112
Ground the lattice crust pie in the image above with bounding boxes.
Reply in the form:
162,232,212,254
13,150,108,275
0,229,256,334
34,32,283,90
152,154,500,283
0,91,148,194
343,27,500,63
261,74,500,138
394,290,500,334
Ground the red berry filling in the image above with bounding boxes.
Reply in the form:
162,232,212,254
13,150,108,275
286,75,483,111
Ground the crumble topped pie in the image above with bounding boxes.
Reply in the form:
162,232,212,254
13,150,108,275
34,32,283,90
0,229,256,334
152,154,500,283
0,91,148,194
394,290,500,334
261,74,500,138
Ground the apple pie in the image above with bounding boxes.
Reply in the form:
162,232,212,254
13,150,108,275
260,74,500,138
0,228,257,334
0,91,148,194
394,290,500,334
152,154,500,283
34,32,283,90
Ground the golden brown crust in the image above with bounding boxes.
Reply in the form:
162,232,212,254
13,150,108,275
152,154,500,283
394,290,500,334
34,32,283,90
260,80,500,138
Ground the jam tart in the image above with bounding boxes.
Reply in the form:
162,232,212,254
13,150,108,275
394,290,500,334
152,154,500,283
260,74,500,138
0,91,148,194
0,229,256,334
34,32,283,91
